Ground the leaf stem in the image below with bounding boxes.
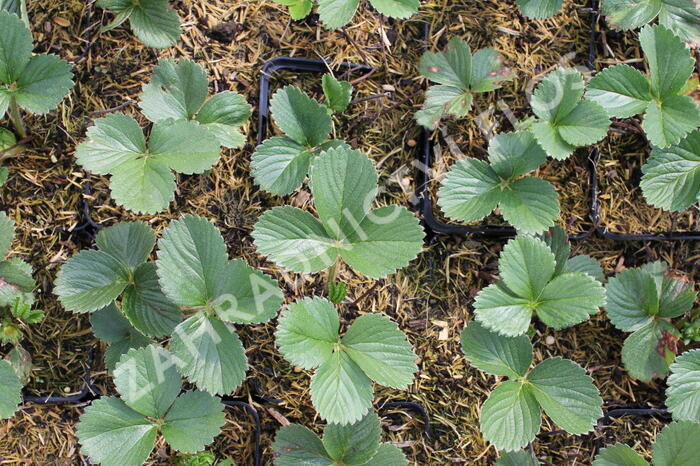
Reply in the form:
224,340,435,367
326,260,338,294
8,98,27,140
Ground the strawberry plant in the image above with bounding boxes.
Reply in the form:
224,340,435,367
586,24,700,148
665,349,700,422
601,0,700,45
0,11,74,139
97,0,182,49
437,131,559,234
77,345,226,466
272,411,408,465
251,82,350,195
0,211,43,419
516,0,564,19
138,58,251,149
322,73,353,113
473,228,606,337
592,421,700,465
460,322,603,452
640,129,700,212
253,146,424,279
524,68,610,160
604,261,697,381
275,297,417,425
74,113,222,214
416,37,514,129
274,0,419,30
55,216,283,395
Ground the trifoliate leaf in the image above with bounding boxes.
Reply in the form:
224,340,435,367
112,345,181,418
530,68,610,159
666,349,700,422
641,130,700,212
122,263,182,337
516,0,564,19
592,443,648,466
76,115,221,213
316,0,360,29
460,321,533,378
480,380,541,452
438,131,556,233
170,313,247,395
270,85,331,147
272,424,332,465
77,397,157,466
586,64,652,118
274,0,314,21
253,147,424,278
605,267,659,331
0,211,15,259
652,421,700,466
496,450,540,466
370,0,420,19
0,11,32,84
275,296,339,370
311,349,374,425
322,73,353,113
99,0,182,48
527,357,602,434
161,390,226,453
362,443,408,466
341,313,418,389
54,249,130,313
323,411,381,464
420,36,473,89
95,221,155,270
621,320,673,381
0,359,21,419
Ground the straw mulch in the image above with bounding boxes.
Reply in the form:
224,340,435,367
0,0,698,464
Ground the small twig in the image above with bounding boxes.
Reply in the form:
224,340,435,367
348,93,390,106
89,100,133,117
350,281,379,307
339,27,376,84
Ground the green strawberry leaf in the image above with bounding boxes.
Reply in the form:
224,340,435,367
363,443,408,465
641,130,700,211
104,0,182,48
499,236,556,299
657,0,700,45
0,211,15,259
489,131,547,179
274,0,314,20
122,262,182,337
420,36,474,89
0,359,22,419
323,411,381,464
473,282,534,337
161,390,226,453
341,313,418,389
480,380,541,452
564,255,606,283
275,296,339,370
516,0,564,19
652,421,700,466
13,54,74,115
621,320,672,381
90,304,151,371
527,357,603,435
644,96,700,148
437,158,501,223
592,443,648,466
0,11,32,84
460,321,533,378
369,0,420,19
272,424,332,465
322,73,353,113
603,0,700,44
536,272,605,328
586,64,652,118
317,0,360,29
666,349,700,422
499,176,560,234
530,120,577,160
556,99,610,146
112,345,181,418
250,137,311,195
415,85,472,129
531,68,585,124
95,221,155,270
605,266,661,331
76,397,157,466
169,313,248,395
270,85,331,147
640,24,695,98
195,91,250,148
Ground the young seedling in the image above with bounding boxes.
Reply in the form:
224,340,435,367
461,322,603,452
473,228,606,337
640,129,700,212
89,303,151,371
438,131,560,234
0,11,74,139
525,67,610,160
253,146,424,279
516,0,564,19
416,37,514,130
274,0,419,30
322,73,353,114
601,0,700,45
605,261,697,381
592,421,700,465
275,297,418,425
272,411,408,465
665,349,700,423
74,113,222,213
0,211,43,419
587,24,700,148
97,0,182,49
251,84,349,195
138,58,252,149
77,345,226,466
